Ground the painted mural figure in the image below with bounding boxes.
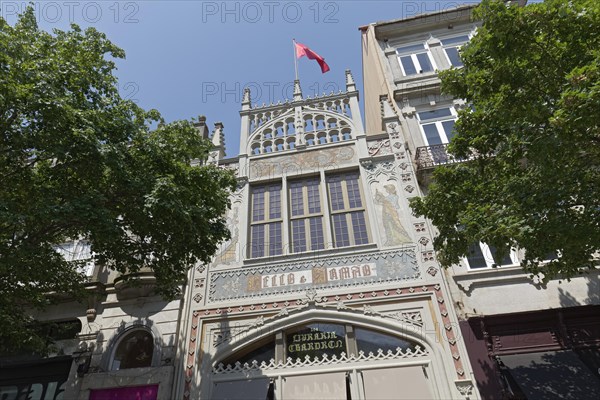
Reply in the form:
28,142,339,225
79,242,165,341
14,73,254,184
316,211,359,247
374,184,412,245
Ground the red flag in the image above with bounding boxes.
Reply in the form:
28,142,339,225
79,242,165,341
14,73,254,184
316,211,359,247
295,42,330,73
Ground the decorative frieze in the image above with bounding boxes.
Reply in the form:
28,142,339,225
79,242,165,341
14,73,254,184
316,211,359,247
213,346,428,374
208,249,419,302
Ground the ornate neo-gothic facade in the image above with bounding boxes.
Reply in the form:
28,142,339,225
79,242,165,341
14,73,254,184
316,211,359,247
174,71,480,400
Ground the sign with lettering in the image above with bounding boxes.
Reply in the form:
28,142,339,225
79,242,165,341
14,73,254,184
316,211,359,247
209,248,420,301
247,263,377,292
286,323,346,360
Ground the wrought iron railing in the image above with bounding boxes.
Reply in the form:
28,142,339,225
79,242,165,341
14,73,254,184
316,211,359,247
415,144,466,170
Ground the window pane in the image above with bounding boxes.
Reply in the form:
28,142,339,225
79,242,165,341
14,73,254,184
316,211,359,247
268,184,281,219
269,222,282,256
416,52,433,72
396,43,426,53
346,174,363,208
355,328,418,354
351,212,369,245
306,179,321,213
291,220,307,253
310,217,324,250
488,245,514,266
289,182,304,217
328,177,345,211
422,123,443,145
418,108,453,121
441,35,469,46
400,55,417,75
225,339,276,366
467,243,487,269
252,188,265,222
251,225,265,258
113,330,153,370
332,214,350,247
442,120,456,141
445,46,463,67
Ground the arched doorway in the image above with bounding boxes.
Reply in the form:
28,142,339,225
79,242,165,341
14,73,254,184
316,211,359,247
208,315,442,400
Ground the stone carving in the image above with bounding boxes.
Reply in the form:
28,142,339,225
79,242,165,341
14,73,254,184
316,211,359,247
213,346,427,374
194,278,205,289
421,251,435,262
363,160,397,184
367,139,392,156
386,311,424,327
456,381,474,396
414,222,426,233
250,146,355,179
302,288,326,304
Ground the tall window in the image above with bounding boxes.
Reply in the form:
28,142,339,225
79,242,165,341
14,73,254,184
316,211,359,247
396,43,435,76
327,172,369,248
417,107,457,146
289,177,325,253
249,172,369,258
465,243,517,270
441,35,470,68
250,183,283,257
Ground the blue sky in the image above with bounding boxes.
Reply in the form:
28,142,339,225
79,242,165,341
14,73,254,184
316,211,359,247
2,0,489,156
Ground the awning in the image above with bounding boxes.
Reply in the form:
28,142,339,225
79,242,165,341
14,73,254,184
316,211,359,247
500,350,600,399
282,372,346,400
211,377,270,400
361,365,433,400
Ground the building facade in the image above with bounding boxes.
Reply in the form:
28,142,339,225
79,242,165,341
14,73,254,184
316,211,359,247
360,4,600,399
0,118,218,400
174,72,480,400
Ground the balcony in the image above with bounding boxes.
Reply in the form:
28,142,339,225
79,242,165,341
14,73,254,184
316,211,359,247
416,144,466,169
415,144,469,184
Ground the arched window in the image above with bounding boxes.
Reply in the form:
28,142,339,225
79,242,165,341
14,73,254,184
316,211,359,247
111,329,154,370
212,322,431,400
220,322,422,367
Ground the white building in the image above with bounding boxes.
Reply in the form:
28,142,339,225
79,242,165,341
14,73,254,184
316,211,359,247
174,72,480,399
360,4,600,399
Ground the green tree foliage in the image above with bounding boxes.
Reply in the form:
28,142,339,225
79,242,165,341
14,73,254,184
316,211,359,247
0,9,236,352
411,0,600,280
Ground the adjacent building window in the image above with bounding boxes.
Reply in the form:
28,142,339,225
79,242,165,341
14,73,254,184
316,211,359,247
249,172,369,258
250,183,283,258
417,107,457,146
111,330,154,370
396,43,435,76
465,243,517,270
441,35,470,67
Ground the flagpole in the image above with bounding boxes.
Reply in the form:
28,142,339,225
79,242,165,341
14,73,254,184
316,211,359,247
292,38,299,81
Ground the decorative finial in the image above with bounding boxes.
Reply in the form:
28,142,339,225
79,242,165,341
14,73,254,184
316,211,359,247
212,122,226,158
293,79,303,101
242,87,251,110
345,70,356,92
